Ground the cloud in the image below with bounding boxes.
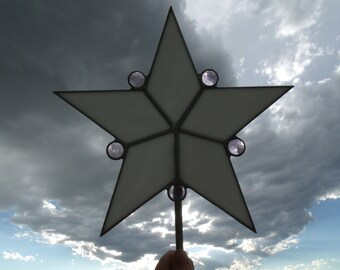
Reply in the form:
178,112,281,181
264,0,324,38
238,239,257,253
317,190,340,201
282,258,337,270
64,240,122,265
260,235,299,255
183,0,331,87
3,251,36,262
335,65,340,75
1,0,340,269
254,1,326,83
256,35,324,84
184,0,324,39
228,256,261,270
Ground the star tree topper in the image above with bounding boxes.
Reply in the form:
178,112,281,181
56,8,293,237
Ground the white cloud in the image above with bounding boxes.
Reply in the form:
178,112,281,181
317,190,340,201
262,235,299,255
65,240,122,265
233,234,299,256
151,226,173,238
283,263,306,270
282,258,334,270
126,254,158,270
311,259,328,267
335,65,340,75
317,78,331,84
184,0,324,39
14,231,33,239
236,57,246,79
39,230,69,244
196,219,214,234
42,200,65,216
17,226,160,270
186,243,234,269
238,239,256,253
185,0,326,85
257,36,323,84
3,251,36,262
183,0,256,33
100,254,158,270
181,201,215,233
254,0,326,84
228,257,261,270
42,200,57,210
268,0,324,38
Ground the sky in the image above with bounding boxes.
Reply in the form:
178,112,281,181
0,0,339,269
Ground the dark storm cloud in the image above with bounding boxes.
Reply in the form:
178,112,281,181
0,0,238,263
179,18,237,86
0,0,172,261
0,0,167,114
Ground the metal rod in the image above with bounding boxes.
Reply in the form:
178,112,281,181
174,186,183,250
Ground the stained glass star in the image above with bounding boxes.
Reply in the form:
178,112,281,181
55,8,293,236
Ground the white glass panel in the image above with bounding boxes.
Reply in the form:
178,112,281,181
101,134,175,234
179,133,255,231
147,10,200,123
56,91,169,143
182,86,292,141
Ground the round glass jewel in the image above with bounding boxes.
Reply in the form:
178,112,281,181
202,69,218,86
107,141,124,159
168,185,186,202
128,71,145,88
228,138,245,156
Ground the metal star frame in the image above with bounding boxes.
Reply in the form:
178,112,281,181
56,8,293,250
